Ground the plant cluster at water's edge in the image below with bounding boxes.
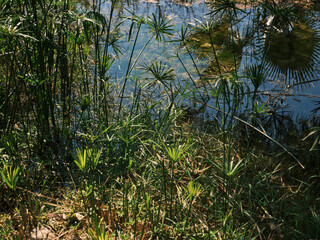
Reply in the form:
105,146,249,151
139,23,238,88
0,0,320,239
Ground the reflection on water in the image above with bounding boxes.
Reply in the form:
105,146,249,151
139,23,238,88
83,0,320,117
263,17,320,85
266,24,315,71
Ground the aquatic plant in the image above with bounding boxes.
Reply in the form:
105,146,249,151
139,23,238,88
262,0,299,36
118,12,174,115
191,19,222,74
246,63,266,102
207,0,244,75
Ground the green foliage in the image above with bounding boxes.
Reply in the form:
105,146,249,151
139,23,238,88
0,165,20,190
74,148,102,173
0,215,16,239
207,0,244,18
147,12,175,42
164,142,191,163
141,60,176,88
303,127,320,151
262,0,299,34
88,217,111,240
247,64,266,93
187,181,201,200
252,102,269,116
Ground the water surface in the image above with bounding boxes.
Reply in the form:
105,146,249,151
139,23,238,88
81,0,320,122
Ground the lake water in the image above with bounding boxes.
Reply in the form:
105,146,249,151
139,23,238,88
79,0,320,123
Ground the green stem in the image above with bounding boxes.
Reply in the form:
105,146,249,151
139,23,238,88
118,31,155,116
208,31,222,75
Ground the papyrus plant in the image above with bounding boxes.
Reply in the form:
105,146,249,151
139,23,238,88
74,148,102,173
